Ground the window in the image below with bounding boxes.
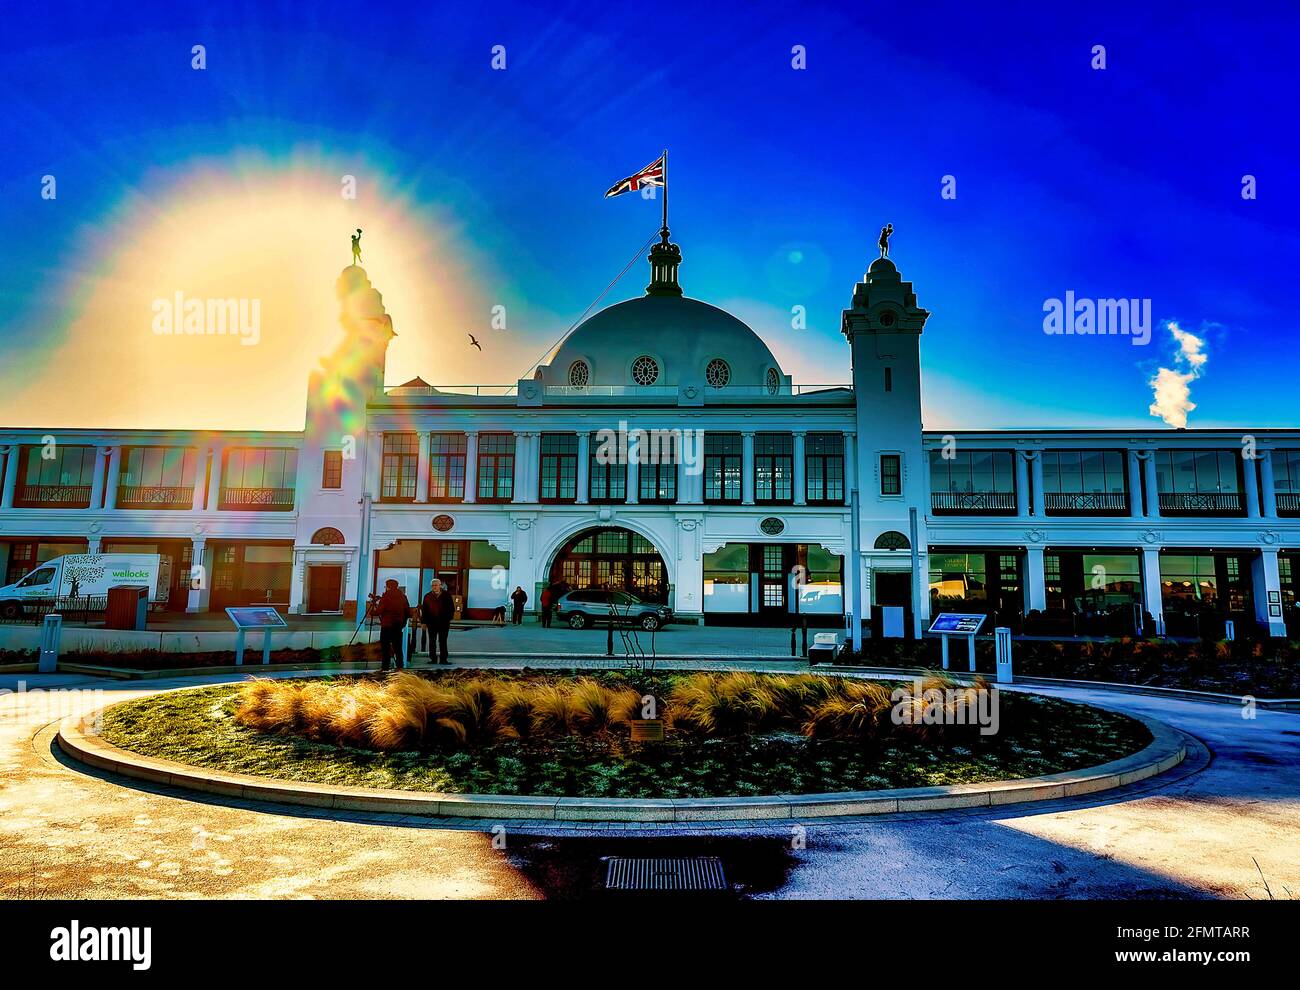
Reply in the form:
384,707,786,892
805,433,845,504
1275,450,1300,493
631,355,659,385
1154,450,1240,494
638,432,678,503
1154,449,1242,513
704,433,742,503
321,450,343,489
222,448,298,509
380,433,419,501
588,432,626,502
705,358,730,388
1043,450,1126,494
476,433,515,502
428,433,466,501
311,527,345,545
568,360,590,387
121,447,199,490
755,432,793,503
880,454,901,496
539,433,578,502
18,444,96,505
928,449,1017,512
765,367,780,395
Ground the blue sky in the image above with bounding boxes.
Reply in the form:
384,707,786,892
2,0,1297,429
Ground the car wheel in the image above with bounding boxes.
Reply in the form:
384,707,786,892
568,613,588,629
640,614,661,632
0,602,19,621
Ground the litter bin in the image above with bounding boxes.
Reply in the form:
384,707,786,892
106,585,149,631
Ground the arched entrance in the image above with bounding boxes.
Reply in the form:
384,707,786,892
548,526,669,603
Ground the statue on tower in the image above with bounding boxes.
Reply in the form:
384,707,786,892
351,228,363,266
878,223,893,259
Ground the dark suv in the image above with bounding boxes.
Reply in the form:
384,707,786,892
553,589,673,631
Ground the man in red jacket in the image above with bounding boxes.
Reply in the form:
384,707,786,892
376,579,411,671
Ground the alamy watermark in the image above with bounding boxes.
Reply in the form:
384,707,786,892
1043,291,1151,345
593,420,704,475
151,292,260,345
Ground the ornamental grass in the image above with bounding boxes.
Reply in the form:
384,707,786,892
234,669,988,752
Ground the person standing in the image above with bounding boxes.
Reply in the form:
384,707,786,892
539,584,553,628
510,585,528,625
421,578,455,665
376,578,411,672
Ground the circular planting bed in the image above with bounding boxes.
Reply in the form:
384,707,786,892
93,669,1155,801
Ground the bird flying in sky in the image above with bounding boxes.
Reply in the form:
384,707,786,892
468,333,482,351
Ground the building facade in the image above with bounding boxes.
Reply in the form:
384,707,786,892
2,238,1298,638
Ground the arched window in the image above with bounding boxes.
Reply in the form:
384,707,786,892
311,527,345,546
874,531,910,551
568,360,590,387
765,367,781,395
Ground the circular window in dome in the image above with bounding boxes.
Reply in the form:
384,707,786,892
765,367,781,395
631,355,660,386
705,358,730,388
568,360,590,387
759,516,786,536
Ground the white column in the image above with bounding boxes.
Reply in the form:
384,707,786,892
415,431,431,502
463,432,478,503
103,446,122,510
289,548,307,614
741,431,755,505
1242,450,1260,518
793,432,807,506
206,444,226,510
0,446,18,508
1128,450,1145,517
576,432,590,504
1140,548,1164,634
843,432,856,506
1259,449,1278,518
89,446,110,509
1015,452,1031,517
187,537,211,613
1143,452,1161,518
513,432,532,503
1252,550,1287,638
1024,546,1046,613
192,446,208,510
626,429,640,504
1028,452,1044,517
86,536,102,554
364,433,383,500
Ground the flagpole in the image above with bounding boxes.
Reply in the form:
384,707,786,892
661,148,668,239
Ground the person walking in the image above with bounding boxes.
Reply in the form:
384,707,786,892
539,584,553,628
510,585,528,625
420,578,455,665
376,578,411,672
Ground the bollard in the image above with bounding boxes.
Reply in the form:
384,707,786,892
801,619,808,657
994,626,1013,684
606,622,614,657
38,613,62,673
790,626,797,656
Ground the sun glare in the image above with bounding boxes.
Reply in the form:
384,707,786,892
4,155,485,430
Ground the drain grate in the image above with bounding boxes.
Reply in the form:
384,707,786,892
604,856,727,892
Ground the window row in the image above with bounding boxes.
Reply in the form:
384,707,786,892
377,431,853,505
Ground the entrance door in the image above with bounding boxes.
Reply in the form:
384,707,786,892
874,570,913,638
307,565,344,613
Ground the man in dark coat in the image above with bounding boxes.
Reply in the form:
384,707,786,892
376,579,411,671
510,585,528,625
420,578,455,665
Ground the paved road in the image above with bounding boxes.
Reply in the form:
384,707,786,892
0,667,1295,899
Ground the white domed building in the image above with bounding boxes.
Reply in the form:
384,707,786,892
1,231,1296,643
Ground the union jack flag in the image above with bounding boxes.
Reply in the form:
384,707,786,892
604,155,665,198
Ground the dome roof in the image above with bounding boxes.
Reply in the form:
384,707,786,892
540,294,782,389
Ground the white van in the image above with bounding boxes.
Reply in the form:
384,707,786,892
0,553,163,620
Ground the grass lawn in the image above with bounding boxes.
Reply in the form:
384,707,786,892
99,671,1151,799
